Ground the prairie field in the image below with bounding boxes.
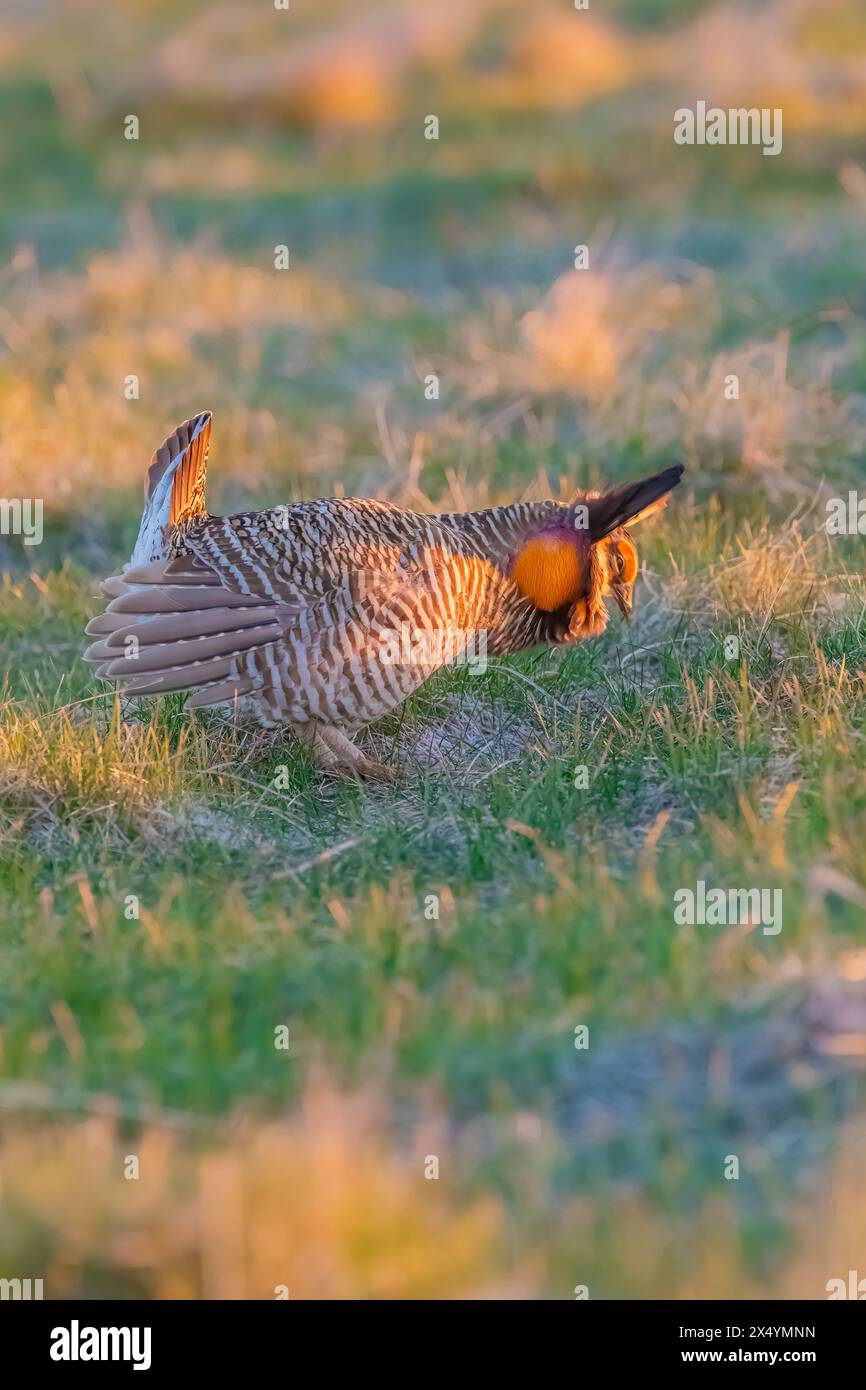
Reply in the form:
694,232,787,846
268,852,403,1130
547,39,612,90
2,0,866,1300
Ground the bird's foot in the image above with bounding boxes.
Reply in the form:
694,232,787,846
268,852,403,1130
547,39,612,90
297,723,401,783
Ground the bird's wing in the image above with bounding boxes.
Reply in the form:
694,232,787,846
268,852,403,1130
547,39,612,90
199,534,499,725
177,505,417,608
85,502,407,690
82,550,293,699
231,560,457,726
83,517,492,718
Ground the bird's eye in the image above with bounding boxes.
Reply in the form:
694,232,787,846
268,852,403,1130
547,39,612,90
616,538,639,584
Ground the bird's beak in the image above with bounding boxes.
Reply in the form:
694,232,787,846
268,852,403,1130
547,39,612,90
613,584,633,620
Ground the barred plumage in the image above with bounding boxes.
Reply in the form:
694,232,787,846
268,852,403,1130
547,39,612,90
83,414,683,778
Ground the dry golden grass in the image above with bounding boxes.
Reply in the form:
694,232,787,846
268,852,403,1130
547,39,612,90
519,264,714,403
3,0,866,1303
5,0,866,142
676,337,866,486
1,1081,864,1298
665,0,866,137
0,1077,518,1299
0,216,357,505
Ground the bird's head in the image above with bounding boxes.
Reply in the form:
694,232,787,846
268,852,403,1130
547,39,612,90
510,464,683,620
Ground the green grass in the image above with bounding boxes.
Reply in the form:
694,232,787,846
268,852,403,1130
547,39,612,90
2,0,866,1299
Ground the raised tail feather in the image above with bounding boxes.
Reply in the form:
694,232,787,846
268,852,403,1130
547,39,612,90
127,412,212,569
87,410,283,707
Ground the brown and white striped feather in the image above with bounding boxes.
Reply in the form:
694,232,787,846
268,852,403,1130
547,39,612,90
85,495,609,726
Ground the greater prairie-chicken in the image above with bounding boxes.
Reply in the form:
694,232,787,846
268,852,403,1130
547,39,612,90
83,413,682,779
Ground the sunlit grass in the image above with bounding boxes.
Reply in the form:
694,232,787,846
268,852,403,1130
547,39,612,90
2,0,866,1300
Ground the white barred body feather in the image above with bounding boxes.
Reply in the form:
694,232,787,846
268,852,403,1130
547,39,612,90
84,415,682,777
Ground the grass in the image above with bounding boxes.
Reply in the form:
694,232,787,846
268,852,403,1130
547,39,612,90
1,0,866,1299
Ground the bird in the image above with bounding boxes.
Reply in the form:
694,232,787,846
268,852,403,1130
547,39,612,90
83,413,683,780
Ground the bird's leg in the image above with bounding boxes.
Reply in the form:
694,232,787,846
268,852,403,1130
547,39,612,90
295,723,400,783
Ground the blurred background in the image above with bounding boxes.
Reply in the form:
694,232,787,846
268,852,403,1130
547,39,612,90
2,0,866,1299
4,0,866,522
